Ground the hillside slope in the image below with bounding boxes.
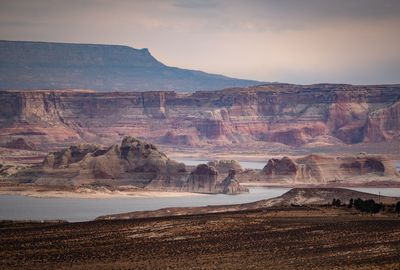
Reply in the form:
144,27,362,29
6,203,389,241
0,40,262,91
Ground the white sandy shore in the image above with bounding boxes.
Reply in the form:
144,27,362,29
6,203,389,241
0,188,207,199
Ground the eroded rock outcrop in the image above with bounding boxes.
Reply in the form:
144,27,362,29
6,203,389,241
3,138,35,150
10,137,249,193
185,164,219,193
262,157,298,177
220,169,249,194
250,154,400,185
207,160,243,174
161,131,199,146
15,136,187,187
184,165,248,194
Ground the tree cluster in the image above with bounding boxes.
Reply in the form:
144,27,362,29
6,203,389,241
353,198,383,213
331,198,342,207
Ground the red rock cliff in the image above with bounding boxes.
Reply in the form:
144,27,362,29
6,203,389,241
1,84,399,149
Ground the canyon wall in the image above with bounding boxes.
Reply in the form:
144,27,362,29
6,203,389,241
1,84,399,150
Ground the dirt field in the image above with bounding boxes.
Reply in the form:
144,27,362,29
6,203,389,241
1,207,400,270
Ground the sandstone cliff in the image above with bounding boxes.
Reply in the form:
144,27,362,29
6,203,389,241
254,154,400,185
185,164,219,193
10,137,247,194
184,164,248,194
0,84,399,150
14,137,187,187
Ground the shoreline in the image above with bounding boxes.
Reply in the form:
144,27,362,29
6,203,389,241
1,184,400,199
0,186,207,199
241,182,400,188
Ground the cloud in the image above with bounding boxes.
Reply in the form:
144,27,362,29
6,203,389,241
173,0,218,9
0,0,399,84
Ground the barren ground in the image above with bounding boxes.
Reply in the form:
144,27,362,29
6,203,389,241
1,207,399,270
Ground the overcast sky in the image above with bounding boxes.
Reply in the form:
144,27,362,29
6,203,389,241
1,0,399,84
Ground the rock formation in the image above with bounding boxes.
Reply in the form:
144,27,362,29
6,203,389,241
9,137,248,194
160,131,199,146
220,169,249,194
14,136,187,187
184,165,248,194
262,157,298,177
185,164,219,193
207,160,243,174
255,154,400,184
1,84,399,150
3,138,35,150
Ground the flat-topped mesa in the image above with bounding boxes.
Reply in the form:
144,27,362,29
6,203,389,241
255,154,400,184
0,40,260,91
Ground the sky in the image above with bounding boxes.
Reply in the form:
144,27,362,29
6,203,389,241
0,0,399,84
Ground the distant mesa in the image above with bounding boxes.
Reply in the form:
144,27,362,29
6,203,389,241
0,40,262,92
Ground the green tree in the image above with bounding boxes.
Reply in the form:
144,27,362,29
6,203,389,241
396,201,400,213
348,198,354,208
354,198,382,213
332,198,341,207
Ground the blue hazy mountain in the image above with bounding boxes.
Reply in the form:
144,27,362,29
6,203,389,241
0,40,263,92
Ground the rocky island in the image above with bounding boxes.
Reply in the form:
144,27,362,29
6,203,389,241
2,136,248,195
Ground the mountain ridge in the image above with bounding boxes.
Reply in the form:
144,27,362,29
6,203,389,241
0,40,263,92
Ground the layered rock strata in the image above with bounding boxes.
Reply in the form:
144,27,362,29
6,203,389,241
1,84,399,150
254,154,400,184
9,137,248,194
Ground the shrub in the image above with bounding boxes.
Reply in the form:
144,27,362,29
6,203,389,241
332,198,341,207
354,198,382,213
348,198,354,208
396,201,400,213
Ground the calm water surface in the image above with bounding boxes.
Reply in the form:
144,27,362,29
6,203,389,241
0,187,399,222
0,187,289,222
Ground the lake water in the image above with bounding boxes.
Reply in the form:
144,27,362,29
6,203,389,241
0,187,289,222
174,158,266,170
1,187,399,222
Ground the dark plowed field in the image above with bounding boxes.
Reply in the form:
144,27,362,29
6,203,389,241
1,207,400,269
